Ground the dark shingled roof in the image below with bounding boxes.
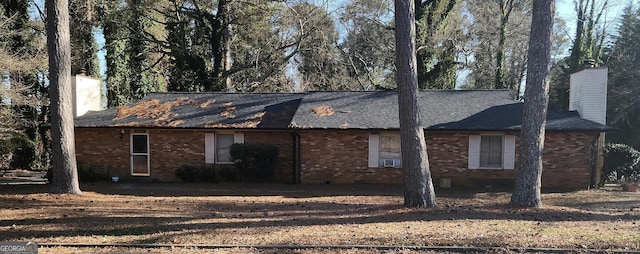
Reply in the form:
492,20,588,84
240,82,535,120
292,90,612,131
75,90,613,132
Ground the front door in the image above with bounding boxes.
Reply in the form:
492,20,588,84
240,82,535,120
130,133,150,176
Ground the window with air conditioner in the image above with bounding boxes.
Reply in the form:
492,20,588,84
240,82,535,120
368,134,401,168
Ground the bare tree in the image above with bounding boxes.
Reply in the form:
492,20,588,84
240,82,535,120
394,0,436,207
0,10,47,141
510,0,554,207
46,0,81,194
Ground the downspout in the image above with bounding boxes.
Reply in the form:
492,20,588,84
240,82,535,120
291,131,301,184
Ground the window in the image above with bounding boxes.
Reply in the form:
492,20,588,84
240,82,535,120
205,133,244,164
468,135,515,169
368,134,401,168
380,135,401,159
130,133,150,176
480,135,503,168
216,134,235,163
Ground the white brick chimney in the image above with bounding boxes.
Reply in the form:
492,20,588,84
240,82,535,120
569,65,608,125
71,74,102,117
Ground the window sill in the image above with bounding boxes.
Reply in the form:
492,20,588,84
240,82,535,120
131,173,150,176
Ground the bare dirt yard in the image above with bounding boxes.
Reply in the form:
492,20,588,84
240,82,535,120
1,181,639,253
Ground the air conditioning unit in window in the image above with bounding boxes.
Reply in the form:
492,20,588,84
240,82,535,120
381,159,394,168
381,159,401,168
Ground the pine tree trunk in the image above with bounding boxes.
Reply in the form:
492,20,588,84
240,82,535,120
495,0,513,90
394,0,436,208
510,0,554,207
211,0,231,91
46,0,82,194
103,1,131,107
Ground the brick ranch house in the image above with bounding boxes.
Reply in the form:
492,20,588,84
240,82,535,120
74,67,611,190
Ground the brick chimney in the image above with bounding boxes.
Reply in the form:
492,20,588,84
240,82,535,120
569,61,608,125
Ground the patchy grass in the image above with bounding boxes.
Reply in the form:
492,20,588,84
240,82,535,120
1,183,639,253
38,246,437,254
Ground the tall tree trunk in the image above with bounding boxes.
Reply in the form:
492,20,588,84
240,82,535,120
510,0,554,207
224,17,232,91
495,0,514,90
210,0,231,91
128,0,152,100
46,0,81,194
568,0,585,71
69,0,99,77
395,0,437,208
414,0,457,90
101,1,132,107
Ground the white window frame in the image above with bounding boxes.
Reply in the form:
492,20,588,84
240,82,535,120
205,132,244,164
468,134,515,170
130,133,150,176
368,133,401,168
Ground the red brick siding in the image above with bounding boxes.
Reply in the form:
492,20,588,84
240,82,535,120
75,129,130,179
299,130,403,184
299,130,598,190
541,132,597,189
76,128,598,189
243,131,295,182
147,129,204,181
426,132,502,188
75,128,295,182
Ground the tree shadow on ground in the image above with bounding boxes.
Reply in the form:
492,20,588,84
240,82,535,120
2,193,639,243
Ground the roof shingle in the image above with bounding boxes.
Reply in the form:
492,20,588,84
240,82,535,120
75,90,612,132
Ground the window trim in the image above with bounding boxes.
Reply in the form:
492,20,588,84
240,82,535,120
130,133,150,176
468,134,516,170
205,132,244,165
479,135,504,169
368,133,402,168
215,133,236,164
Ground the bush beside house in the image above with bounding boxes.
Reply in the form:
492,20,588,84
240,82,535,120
175,165,216,182
230,143,278,181
77,164,111,182
1,135,37,170
602,143,640,189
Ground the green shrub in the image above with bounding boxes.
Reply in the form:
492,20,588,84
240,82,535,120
216,166,238,181
175,165,216,182
602,143,640,183
78,164,110,182
230,143,278,181
8,136,36,170
0,139,13,169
